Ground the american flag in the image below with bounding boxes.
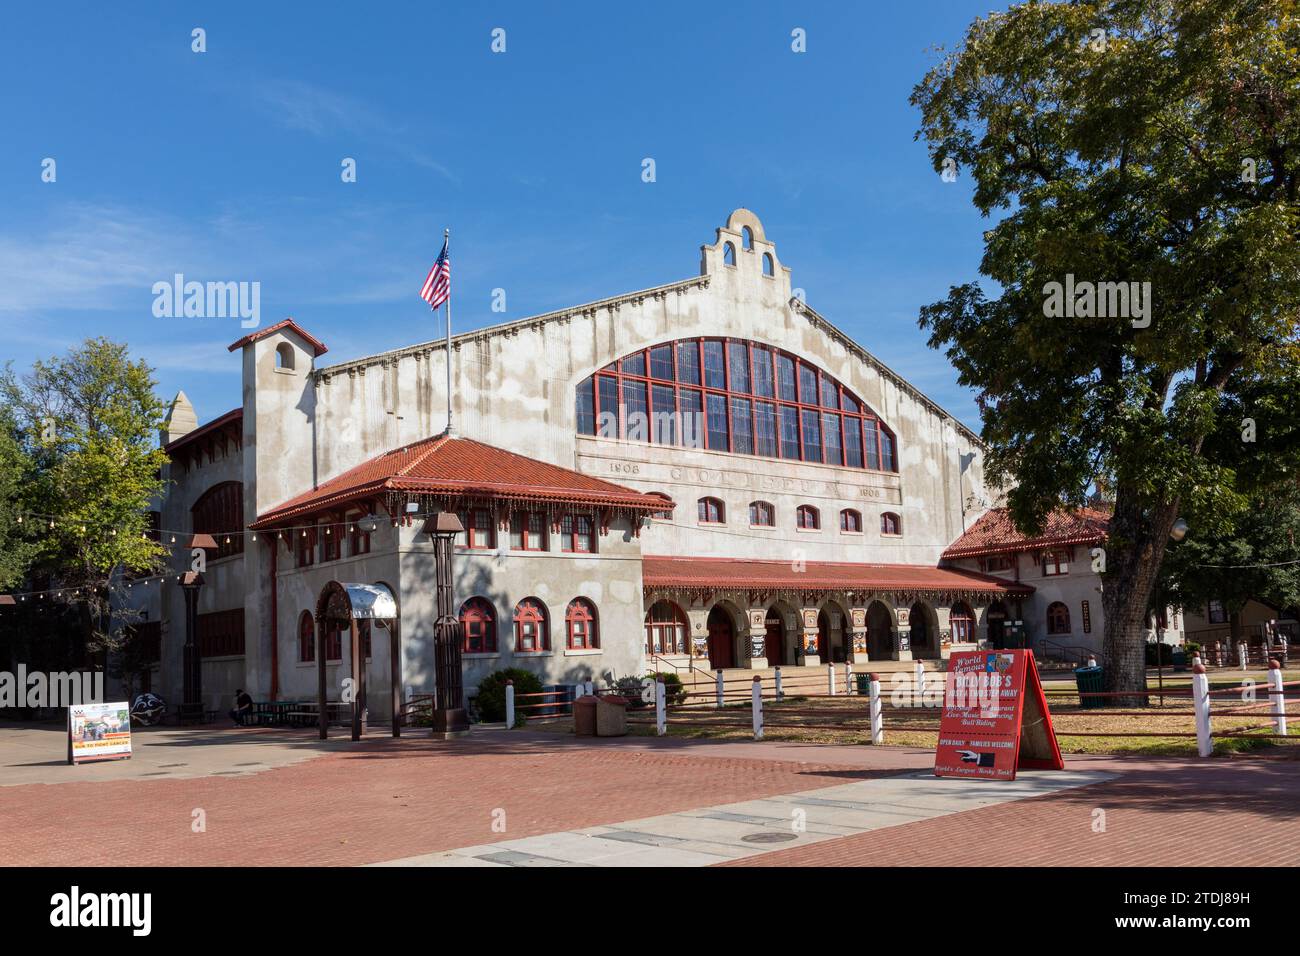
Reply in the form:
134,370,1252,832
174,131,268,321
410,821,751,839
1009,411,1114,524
420,237,450,309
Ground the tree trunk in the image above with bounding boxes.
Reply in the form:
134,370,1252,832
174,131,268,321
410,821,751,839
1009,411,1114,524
1228,610,1242,645
1101,489,1181,705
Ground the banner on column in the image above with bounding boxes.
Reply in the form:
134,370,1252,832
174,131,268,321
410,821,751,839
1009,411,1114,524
933,649,1062,780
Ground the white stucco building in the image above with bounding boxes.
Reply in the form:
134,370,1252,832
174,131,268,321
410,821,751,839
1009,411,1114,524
124,209,1068,719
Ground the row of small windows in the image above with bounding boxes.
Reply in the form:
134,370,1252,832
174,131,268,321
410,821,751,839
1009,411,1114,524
297,597,600,662
458,508,597,553
980,549,1071,576
694,497,901,535
575,337,899,472
721,241,775,276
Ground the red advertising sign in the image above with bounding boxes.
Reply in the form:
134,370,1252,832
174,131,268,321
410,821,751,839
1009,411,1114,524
933,649,1063,780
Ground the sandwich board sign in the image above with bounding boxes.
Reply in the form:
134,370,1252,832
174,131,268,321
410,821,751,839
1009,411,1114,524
68,701,133,765
934,649,1063,780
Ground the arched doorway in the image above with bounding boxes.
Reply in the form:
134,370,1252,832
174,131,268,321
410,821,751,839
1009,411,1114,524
986,601,1007,649
866,601,893,660
909,601,938,660
706,605,736,669
818,603,851,663
764,608,785,666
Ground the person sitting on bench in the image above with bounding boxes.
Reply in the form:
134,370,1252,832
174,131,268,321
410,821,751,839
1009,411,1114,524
229,689,254,726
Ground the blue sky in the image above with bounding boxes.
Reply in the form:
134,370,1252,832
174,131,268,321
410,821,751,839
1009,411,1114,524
0,1,1007,431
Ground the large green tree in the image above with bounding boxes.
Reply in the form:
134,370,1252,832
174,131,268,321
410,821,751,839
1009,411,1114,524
912,0,1300,695
1,338,169,660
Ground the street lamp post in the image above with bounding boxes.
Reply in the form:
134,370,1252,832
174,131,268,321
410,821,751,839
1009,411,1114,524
429,511,468,739
180,533,217,718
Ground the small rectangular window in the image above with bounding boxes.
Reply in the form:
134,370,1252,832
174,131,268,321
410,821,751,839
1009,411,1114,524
706,393,729,451
822,412,843,466
622,380,648,442
752,347,775,398
651,384,677,445
754,401,778,457
800,408,822,462
730,397,753,455
863,419,881,470
676,341,701,385
779,406,800,459
727,341,750,394
703,341,726,389
798,364,818,405
576,379,595,435
844,419,863,468
820,374,840,409
649,344,673,381
597,375,620,438
679,388,704,448
776,354,797,401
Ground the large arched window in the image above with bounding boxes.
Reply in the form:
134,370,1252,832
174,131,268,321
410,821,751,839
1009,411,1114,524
1047,601,1071,635
566,598,599,650
513,598,549,653
460,597,497,653
191,481,244,559
950,602,974,643
645,600,688,656
574,338,898,472
697,496,725,524
298,611,315,663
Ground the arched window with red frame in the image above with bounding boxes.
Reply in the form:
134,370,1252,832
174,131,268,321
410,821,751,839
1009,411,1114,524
1047,601,1071,635
513,598,550,652
881,512,902,536
644,600,688,655
840,509,862,532
698,497,725,524
749,501,775,527
190,481,244,560
566,598,599,650
460,597,497,653
575,337,899,473
298,611,315,663
796,505,820,530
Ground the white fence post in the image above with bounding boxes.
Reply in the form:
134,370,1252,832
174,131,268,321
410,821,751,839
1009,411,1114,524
1268,659,1287,738
655,678,666,736
751,676,764,740
828,663,836,697
844,661,852,695
505,681,515,728
585,680,595,697
914,662,926,697
1238,641,1247,671
715,669,724,709
1192,662,1213,757
868,672,883,745
774,666,784,701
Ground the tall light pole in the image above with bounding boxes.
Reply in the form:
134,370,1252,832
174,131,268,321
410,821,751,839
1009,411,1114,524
429,511,467,738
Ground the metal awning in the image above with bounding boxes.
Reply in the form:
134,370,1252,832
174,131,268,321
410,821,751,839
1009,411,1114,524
341,582,397,620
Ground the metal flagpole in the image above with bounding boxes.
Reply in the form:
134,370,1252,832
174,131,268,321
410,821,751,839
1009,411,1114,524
444,227,454,437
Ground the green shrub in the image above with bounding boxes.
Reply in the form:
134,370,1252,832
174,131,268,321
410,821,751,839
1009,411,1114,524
648,671,688,707
476,668,545,723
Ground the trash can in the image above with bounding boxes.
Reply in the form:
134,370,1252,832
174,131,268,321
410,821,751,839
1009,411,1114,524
573,695,598,736
1074,665,1104,710
1171,648,1187,672
854,672,872,696
595,695,629,737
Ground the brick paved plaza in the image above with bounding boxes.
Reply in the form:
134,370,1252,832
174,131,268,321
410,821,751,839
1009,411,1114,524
2,723,1294,867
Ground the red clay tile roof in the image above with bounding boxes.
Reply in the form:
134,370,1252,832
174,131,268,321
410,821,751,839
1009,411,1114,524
942,507,1110,559
164,408,242,455
643,555,1033,596
251,434,673,528
228,318,328,356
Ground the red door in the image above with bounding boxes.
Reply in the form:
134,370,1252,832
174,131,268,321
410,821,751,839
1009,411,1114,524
707,608,735,669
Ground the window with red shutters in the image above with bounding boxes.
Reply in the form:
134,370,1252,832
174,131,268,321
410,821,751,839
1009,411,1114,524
460,597,497,653
190,482,244,560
